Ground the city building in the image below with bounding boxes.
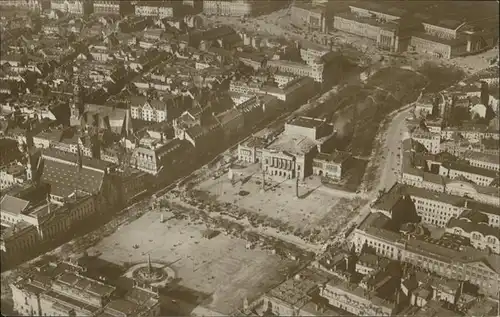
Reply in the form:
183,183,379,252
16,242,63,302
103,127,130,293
1,191,96,263
411,130,440,154
261,268,335,317
263,76,316,102
439,162,498,187
463,150,500,171
50,0,84,14
266,59,324,83
351,214,500,297
260,116,335,180
444,177,500,207
93,0,120,15
320,274,397,317
441,124,500,143
130,96,188,123
312,150,351,180
332,3,413,53
445,210,500,254
0,0,40,10
372,183,500,228
202,0,276,17
134,1,175,18
10,259,161,317
291,2,327,33
401,271,463,307
0,164,27,191
237,136,268,164
131,138,190,175
332,2,499,58
40,148,119,208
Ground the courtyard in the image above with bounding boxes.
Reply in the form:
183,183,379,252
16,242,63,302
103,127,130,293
88,210,295,315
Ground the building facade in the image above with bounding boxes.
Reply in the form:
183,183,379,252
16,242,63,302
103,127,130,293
312,151,351,180
93,0,120,15
351,225,500,297
135,1,174,18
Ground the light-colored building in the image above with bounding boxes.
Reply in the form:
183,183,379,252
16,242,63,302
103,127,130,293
291,3,327,33
0,164,27,191
312,151,350,180
463,150,500,171
238,136,267,163
332,3,404,53
261,268,339,317
93,0,120,15
441,124,500,142
411,130,440,154
230,76,316,103
131,138,187,175
261,116,334,180
372,183,500,229
0,0,40,10
1,192,96,263
439,162,498,187
320,275,396,317
130,96,168,122
135,1,174,18
445,178,500,207
351,214,500,297
50,0,83,14
267,59,325,83
129,95,188,123
446,211,500,254
10,260,161,317
203,0,275,17
273,72,297,88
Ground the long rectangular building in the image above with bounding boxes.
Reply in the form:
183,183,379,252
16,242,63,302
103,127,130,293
351,213,500,298
371,183,500,228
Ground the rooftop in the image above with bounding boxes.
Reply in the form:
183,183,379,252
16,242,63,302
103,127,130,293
41,159,105,197
289,116,326,130
241,136,268,149
445,161,499,179
266,133,318,156
358,212,391,231
267,268,330,308
42,289,101,314
447,218,500,239
42,148,113,171
464,150,500,165
105,299,139,316
325,274,396,310
465,200,500,216
0,195,30,216
56,271,116,297
314,151,351,164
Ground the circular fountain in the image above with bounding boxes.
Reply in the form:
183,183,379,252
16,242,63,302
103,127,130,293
125,255,176,288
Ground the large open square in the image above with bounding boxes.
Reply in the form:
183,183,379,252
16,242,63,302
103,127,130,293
194,163,365,235
88,210,295,315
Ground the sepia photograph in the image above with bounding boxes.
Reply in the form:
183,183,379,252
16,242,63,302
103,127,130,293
0,0,498,316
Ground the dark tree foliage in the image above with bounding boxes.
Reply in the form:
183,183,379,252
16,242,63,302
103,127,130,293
419,62,466,93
